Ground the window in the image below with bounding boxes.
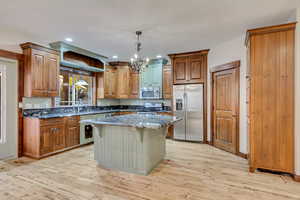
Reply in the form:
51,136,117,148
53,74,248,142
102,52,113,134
59,70,94,106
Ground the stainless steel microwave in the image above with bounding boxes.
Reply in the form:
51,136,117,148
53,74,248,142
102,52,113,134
140,87,161,99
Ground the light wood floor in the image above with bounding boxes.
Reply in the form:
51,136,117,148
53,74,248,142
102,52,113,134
0,140,299,200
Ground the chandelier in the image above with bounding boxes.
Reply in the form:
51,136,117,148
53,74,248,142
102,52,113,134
129,31,149,73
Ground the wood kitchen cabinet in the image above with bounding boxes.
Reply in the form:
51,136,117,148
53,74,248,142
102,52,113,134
65,116,80,148
104,67,118,98
39,125,54,155
246,23,295,174
20,42,60,97
129,70,140,98
96,66,118,99
97,63,140,99
163,65,172,99
117,66,130,99
169,50,209,85
23,116,80,159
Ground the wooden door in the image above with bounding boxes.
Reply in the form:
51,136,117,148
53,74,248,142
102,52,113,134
212,68,239,154
31,50,48,96
117,67,130,98
163,65,172,99
52,123,66,151
173,57,188,84
188,55,205,83
40,126,53,155
46,53,59,97
129,71,139,98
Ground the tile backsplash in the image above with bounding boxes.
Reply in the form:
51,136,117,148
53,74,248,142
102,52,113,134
97,99,121,106
23,97,171,109
97,99,171,107
22,97,52,109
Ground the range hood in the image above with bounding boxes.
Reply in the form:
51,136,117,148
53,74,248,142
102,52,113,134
49,41,107,72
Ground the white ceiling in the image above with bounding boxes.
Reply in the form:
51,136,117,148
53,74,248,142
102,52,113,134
0,0,299,60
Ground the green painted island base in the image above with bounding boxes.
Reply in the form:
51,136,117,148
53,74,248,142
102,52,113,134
93,125,167,175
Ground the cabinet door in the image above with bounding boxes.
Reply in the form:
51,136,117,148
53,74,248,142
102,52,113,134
188,55,205,83
40,126,53,155
31,50,48,96
173,57,188,84
96,73,104,99
129,71,139,98
117,67,129,98
66,126,80,147
104,70,111,97
163,65,172,99
110,69,118,98
52,124,66,151
46,54,59,97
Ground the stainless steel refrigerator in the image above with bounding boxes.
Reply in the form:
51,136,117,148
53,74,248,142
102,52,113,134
173,84,204,142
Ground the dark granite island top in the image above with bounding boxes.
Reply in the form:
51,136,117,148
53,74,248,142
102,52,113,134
81,113,181,129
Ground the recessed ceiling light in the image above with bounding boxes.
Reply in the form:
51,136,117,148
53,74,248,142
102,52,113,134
65,38,73,42
156,55,162,58
112,55,118,59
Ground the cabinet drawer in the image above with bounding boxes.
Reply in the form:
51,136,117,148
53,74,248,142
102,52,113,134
40,118,64,126
66,116,79,127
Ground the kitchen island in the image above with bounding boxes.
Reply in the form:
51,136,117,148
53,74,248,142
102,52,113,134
81,113,181,175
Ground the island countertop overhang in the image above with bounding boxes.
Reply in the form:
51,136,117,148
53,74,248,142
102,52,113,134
80,114,182,129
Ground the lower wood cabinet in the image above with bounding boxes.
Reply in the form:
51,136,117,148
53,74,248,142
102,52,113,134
24,116,80,159
39,125,54,155
65,116,80,148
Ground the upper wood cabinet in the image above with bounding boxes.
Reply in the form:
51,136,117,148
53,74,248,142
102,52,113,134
96,63,140,99
20,42,60,97
246,23,296,174
163,65,172,99
129,70,140,98
173,57,188,84
104,67,118,98
169,50,209,85
117,66,130,99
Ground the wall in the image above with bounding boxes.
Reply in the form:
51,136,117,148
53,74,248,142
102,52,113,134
207,35,248,154
294,8,300,176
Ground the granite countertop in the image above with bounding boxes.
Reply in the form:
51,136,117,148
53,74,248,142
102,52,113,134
24,109,172,119
81,113,181,129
